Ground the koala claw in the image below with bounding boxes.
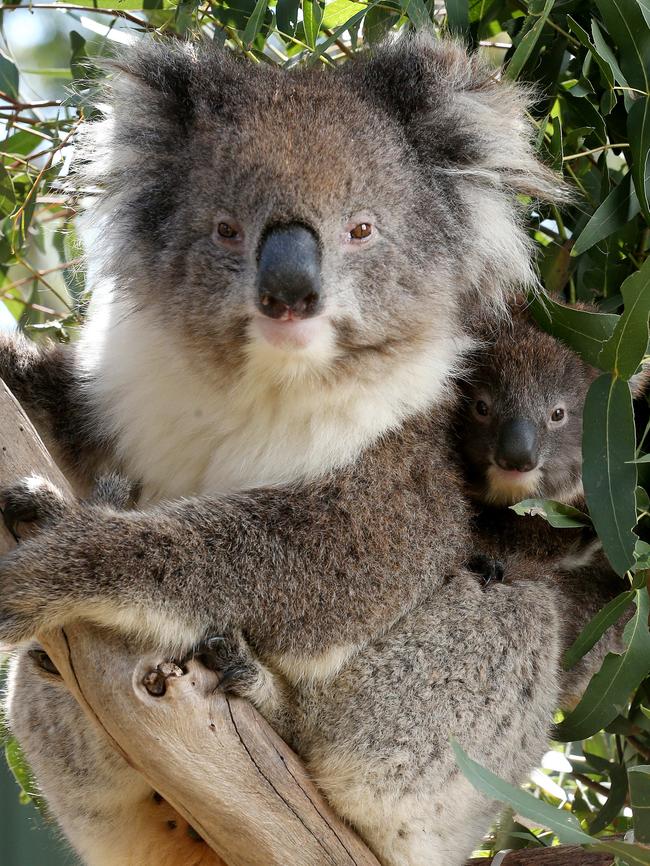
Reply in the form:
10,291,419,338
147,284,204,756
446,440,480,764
468,554,506,588
191,631,268,702
1,476,68,539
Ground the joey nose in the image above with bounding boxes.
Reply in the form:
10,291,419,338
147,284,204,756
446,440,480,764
495,419,539,472
256,224,322,319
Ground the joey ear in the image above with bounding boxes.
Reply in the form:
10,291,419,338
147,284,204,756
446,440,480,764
349,34,564,202
630,365,650,400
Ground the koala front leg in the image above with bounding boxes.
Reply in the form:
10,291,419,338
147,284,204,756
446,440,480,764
0,469,428,656
6,647,225,866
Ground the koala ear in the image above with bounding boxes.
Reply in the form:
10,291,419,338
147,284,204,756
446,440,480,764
75,41,235,254
630,364,650,400
349,34,564,202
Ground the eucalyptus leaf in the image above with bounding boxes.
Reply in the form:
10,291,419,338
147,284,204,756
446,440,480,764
629,766,650,844
303,0,324,48
242,0,269,47
594,0,650,93
583,753,629,836
563,590,635,670
628,97,650,226
0,50,19,99
582,374,638,575
528,292,619,367
276,0,300,36
0,166,15,219
399,0,430,30
506,0,555,81
445,0,468,33
321,0,360,28
599,258,650,379
555,588,650,741
510,498,591,528
572,173,640,258
451,740,595,846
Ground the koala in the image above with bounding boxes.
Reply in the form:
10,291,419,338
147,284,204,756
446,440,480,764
453,301,628,704
0,35,580,866
455,300,600,570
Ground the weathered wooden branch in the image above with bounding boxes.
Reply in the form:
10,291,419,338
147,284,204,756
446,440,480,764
0,378,620,866
467,848,614,864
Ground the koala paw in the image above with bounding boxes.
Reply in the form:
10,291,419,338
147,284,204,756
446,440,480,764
467,554,506,588
191,631,274,705
1,476,69,539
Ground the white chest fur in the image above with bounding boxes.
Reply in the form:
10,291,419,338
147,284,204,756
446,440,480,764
78,291,458,503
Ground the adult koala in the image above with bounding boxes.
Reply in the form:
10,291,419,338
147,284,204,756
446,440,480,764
1,35,565,866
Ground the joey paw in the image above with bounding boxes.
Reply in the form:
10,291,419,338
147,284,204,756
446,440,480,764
468,554,506,588
1,476,69,539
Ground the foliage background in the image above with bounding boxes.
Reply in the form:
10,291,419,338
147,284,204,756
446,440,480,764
0,0,650,862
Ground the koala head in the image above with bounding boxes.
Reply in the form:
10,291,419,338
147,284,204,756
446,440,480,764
456,303,597,507
78,36,562,392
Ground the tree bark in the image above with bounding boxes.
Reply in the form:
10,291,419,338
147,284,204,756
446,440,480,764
0,378,624,866
467,848,614,864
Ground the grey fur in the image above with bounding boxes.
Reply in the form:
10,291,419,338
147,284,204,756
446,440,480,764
0,36,586,866
453,302,627,706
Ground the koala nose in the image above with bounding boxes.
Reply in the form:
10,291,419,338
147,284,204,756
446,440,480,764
495,419,539,472
256,223,322,320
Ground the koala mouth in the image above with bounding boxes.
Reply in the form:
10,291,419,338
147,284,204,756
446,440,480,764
252,314,330,351
484,463,543,506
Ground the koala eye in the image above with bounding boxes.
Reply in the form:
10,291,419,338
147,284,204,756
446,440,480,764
213,218,243,246
349,223,373,241
474,400,490,418
550,407,566,424
217,222,238,239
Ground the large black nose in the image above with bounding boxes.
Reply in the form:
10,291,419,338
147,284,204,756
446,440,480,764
256,223,322,319
495,419,539,472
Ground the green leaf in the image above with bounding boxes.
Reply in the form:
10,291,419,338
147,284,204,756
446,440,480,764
399,0,431,30
555,588,650,741
0,166,15,219
303,0,323,48
629,97,650,226
528,292,619,367
596,840,650,865
510,498,591,528
306,2,371,62
599,259,650,379
583,374,638,576
594,0,650,93
276,0,299,36
630,765,650,844
572,172,640,258
4,736,40,807
321,0,360,28
0,50,19,99
506,0,555,81
242,0,269,47
583,753,629,835
591,18,629,92
567,16,614,90
364,4,400,43
639,0,650,29
446,0,468,33
563,590,635,670
451,740,595,846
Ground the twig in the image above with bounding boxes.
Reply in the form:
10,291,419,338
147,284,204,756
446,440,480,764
1,258,83,297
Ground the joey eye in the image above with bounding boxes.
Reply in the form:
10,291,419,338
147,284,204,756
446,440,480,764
551,407,565,423
475,400,490,418
217,221,239,240
349,222,372,241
